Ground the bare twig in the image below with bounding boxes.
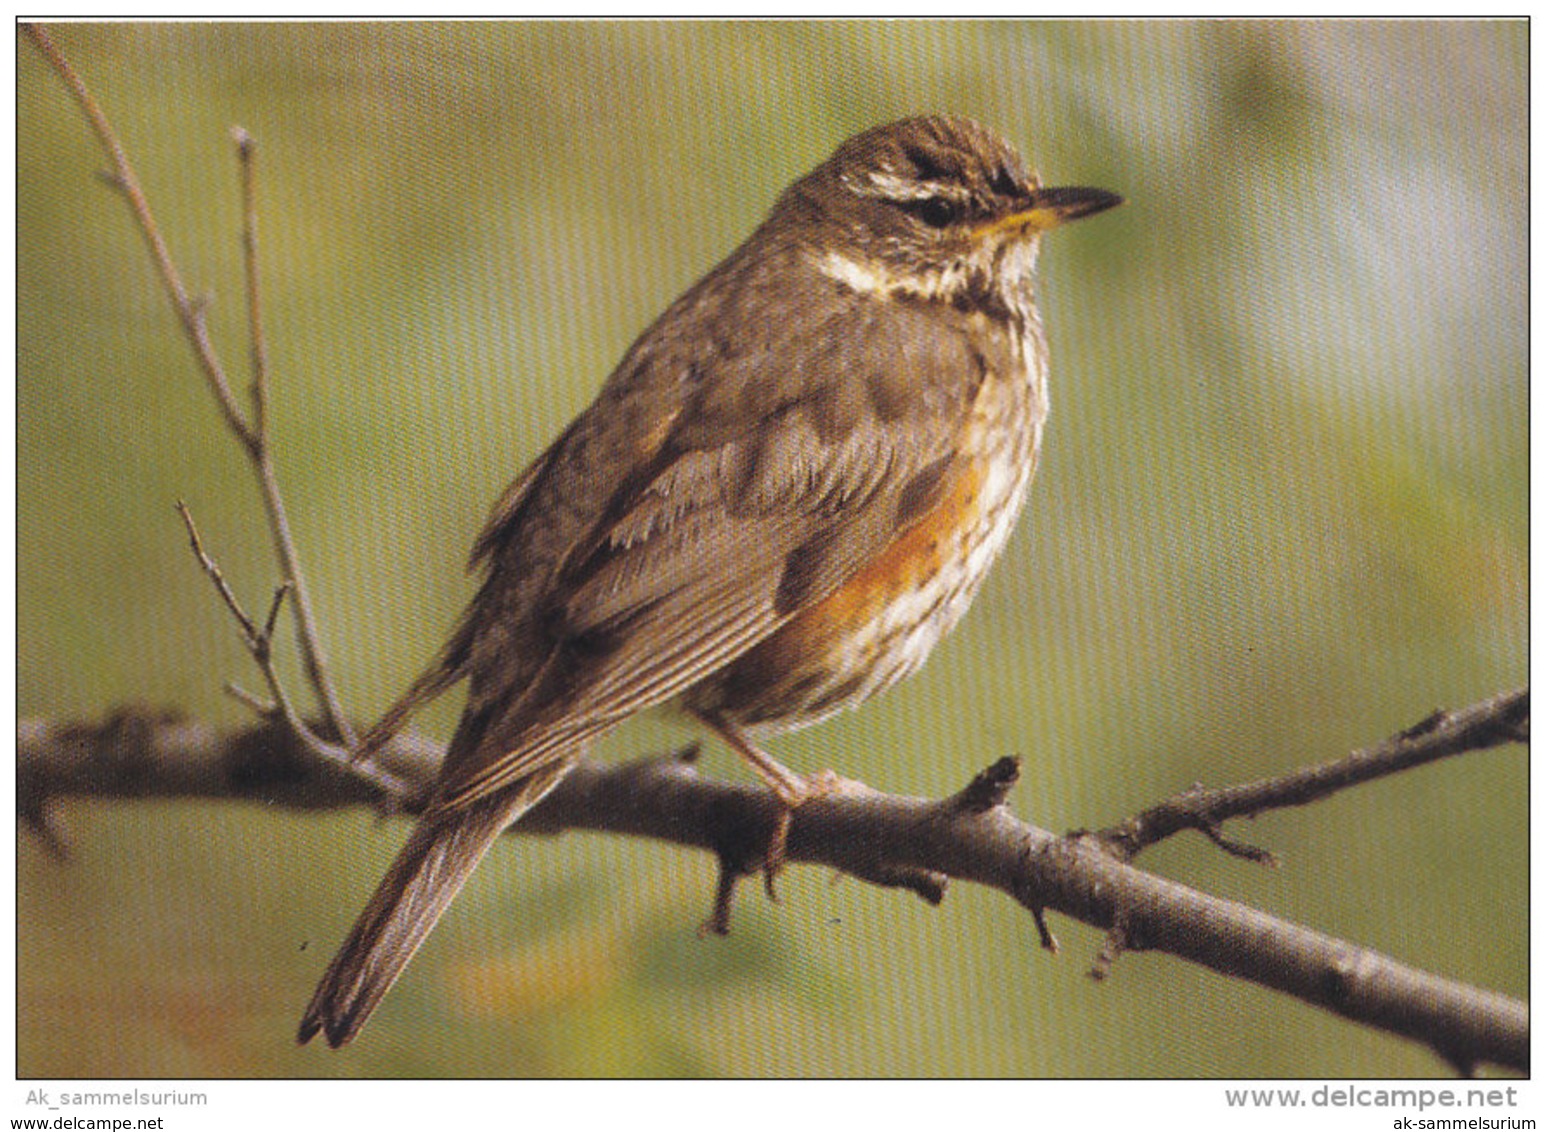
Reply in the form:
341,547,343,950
173,500,394,793
17,692,1529,1073
23,24,255,451
173,500,409,799
225,682,279,717
233,126,269,439
23,23,356,751
227,123,355,748
175,499,265,646
1097,688,1529,862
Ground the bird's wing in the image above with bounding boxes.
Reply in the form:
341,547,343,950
436,270,997,808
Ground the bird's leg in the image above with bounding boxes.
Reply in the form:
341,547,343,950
691,710,837,891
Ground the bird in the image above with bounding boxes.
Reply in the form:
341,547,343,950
298,114,1120,1047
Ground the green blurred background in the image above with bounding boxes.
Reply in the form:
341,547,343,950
17,21,1525,1078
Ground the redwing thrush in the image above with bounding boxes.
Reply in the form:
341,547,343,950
299,114,1120,1047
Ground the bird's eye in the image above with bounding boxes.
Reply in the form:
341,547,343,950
913,196,958,228
990,165,1020,198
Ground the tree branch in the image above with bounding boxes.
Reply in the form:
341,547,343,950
1097,687,1530,862
17,693,1529,1075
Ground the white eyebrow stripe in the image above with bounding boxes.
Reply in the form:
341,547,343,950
841,169,959,201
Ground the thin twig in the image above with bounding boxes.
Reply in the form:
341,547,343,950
233,126,269,442
22,24,256,453
261,581,292,642
173,504,403,795
252,452,356,746
1097,687,1530,862
175,500,311,746
26,23,356,751
228,124,356,749
175,499,260,645
224,682,278,717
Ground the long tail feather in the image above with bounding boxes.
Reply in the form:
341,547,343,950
297,762,572,1048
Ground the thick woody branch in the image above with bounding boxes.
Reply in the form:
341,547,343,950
17,693,1528,1075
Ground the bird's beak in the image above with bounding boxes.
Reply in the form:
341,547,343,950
977,185,1123,240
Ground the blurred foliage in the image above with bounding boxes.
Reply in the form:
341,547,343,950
17,21,1525,1078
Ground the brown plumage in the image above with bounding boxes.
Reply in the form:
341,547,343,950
299,115,1120,1048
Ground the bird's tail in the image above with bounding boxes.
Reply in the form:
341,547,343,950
297,762,572,1048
